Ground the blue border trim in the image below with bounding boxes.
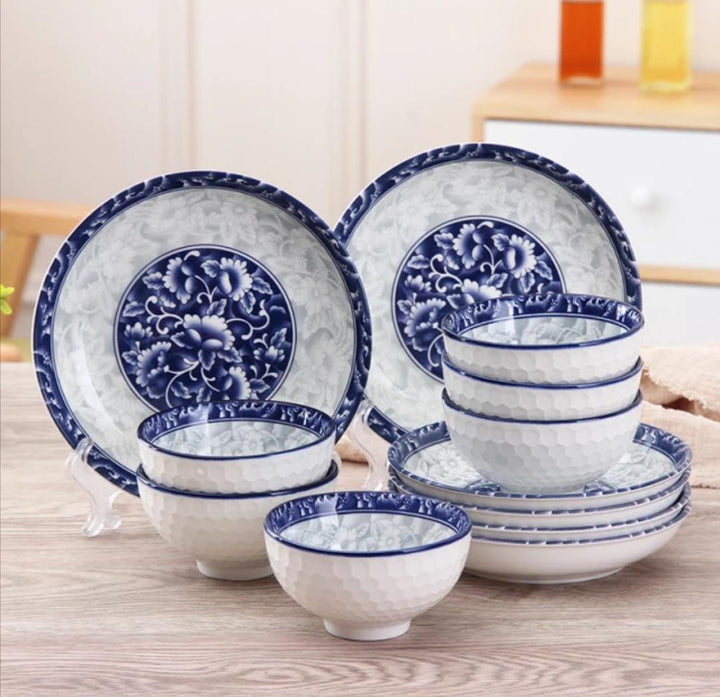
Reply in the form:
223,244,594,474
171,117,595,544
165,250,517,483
264,490,471,557
387,422,692,502
471,506,690,546
32,171,372,495
334,143,642,443
441,293,644,350
137,399,335,461
136,459,338,499
390,467,690,516
443,355,643,390
442,388,642,426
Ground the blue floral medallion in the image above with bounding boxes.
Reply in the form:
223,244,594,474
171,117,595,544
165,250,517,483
115,246,295,410
392,217,563,379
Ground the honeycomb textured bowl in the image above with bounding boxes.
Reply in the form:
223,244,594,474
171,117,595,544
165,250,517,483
441,294,643,384
443,390,643,493
136,459,339,581
442,355,642,421
137,400,336,494
264,491,471,641
464,506,690,584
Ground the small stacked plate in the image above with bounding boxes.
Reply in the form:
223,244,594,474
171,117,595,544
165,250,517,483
388,421,690,583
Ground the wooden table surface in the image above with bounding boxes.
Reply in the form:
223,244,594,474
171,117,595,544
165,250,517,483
1,363,719,696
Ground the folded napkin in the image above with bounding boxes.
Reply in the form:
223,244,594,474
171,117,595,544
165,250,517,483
640,343,720,489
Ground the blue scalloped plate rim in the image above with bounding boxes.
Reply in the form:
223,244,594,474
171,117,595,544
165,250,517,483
32,171,372,495
335,142,642,443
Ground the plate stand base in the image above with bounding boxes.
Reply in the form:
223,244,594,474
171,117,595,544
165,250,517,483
347,399,390,491
66,438,123,537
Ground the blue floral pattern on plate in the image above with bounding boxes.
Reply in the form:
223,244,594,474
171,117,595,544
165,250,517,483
393,217,562,379
115,246,294,410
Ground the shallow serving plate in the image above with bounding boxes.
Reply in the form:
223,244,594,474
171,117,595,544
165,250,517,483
464,506,690,584
335,143,641,443
387,422,690,511
388,468,689,528
33,171,371,493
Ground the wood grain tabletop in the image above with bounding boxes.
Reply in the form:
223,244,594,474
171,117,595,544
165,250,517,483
1,363,719,696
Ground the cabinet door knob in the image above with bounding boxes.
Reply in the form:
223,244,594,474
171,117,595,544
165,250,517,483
629,185,655,210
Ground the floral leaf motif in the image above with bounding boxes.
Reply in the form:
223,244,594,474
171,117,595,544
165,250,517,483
397,299,413,317
218,346,242,363
207,299,227,316
250,378,270,394
519,272,535,294
122,301,145,318
198,348,216,371
491,233,509,251
241,292,256,314
271,328,288,348
200,259,221,277
434,231,455,250
252,275,273,295
170,382,192,400
535,259,554,280
486,273,508,288
406,254,430,270
142,272,165,290
121,350,138,366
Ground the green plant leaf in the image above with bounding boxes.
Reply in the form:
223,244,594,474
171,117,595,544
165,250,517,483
0,299,12,315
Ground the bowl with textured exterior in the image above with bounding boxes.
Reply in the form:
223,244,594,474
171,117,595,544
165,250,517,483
464,506,690,584
264,491,471,641
442,354,642,421
388,421,690,511
387,466,690,528
138,400,335,494
443,390,642,493
441,294,643,384
136,458,339,581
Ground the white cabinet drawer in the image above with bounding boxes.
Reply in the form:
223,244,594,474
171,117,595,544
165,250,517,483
641,283,720,345
484,120,720,269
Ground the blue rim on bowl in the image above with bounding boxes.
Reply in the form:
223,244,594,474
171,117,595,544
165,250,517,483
387,422,692,502
264,491,472,557
442,388,643,425
136,459,338,499
137,399,335,461
441,293,644,350
442,355,644,390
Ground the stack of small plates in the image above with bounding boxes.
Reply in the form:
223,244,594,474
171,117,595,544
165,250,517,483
387,422,691,583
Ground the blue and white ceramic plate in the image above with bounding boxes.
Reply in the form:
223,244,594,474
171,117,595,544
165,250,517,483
33,171,371,494
335,143,642,442
387,422,690,511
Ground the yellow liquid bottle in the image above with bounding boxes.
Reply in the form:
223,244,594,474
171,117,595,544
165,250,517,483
641,0,692,92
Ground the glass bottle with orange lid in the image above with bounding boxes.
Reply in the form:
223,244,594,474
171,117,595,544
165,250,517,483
559,0,604,84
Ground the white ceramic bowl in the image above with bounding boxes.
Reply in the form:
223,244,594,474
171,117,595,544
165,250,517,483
136,458,339,581
464,506,690,584
387,467,690,528
442,354,643,421
387,422,691,511
264,491,471,641
442,389,643,493
137,400,336,494
441,293,643,384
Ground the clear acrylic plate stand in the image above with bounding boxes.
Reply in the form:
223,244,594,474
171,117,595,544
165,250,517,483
347,399,390,491
66,437,123,537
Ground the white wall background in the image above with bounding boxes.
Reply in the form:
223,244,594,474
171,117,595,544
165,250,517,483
2,0,720,323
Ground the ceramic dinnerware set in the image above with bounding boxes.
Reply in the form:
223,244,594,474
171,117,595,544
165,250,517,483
387,294,692,583
33,143,692,640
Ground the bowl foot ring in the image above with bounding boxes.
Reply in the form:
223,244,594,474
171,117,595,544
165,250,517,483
323,619,411,641
196,560,273,581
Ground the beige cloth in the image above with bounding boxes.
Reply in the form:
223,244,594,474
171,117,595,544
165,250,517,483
640,343,720,489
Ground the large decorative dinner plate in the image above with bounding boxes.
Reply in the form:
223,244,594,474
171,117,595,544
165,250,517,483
33,171,371,494
335,143,642,442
